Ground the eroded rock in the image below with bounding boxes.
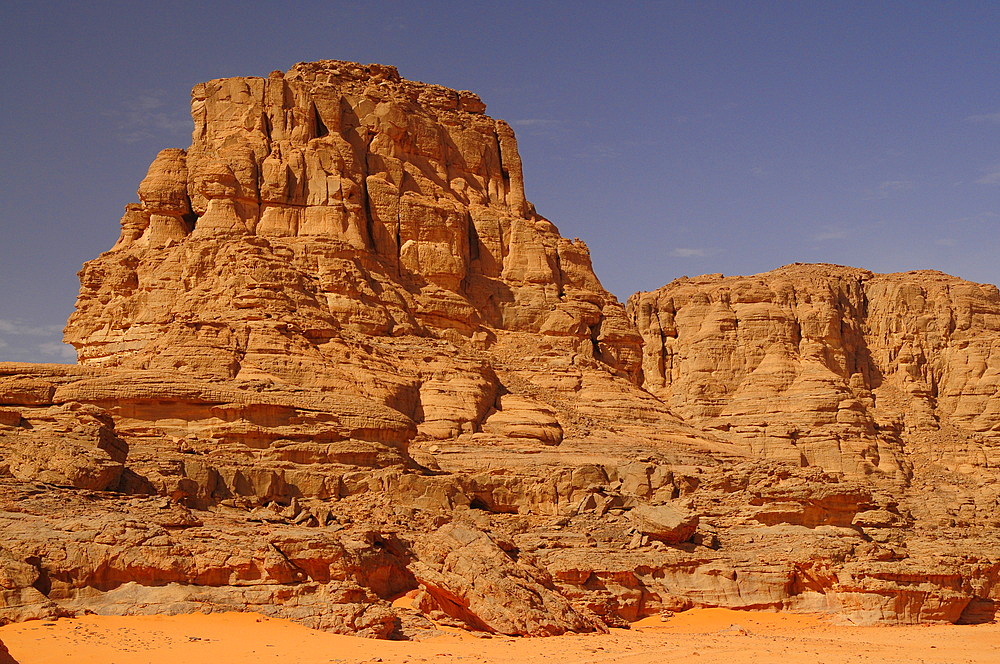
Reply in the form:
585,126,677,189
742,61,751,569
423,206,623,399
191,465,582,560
0,64,998,637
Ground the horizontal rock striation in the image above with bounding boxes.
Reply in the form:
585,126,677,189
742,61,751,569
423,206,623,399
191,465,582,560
1,63,998,635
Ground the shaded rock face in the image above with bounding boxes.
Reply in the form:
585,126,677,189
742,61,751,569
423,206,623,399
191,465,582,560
2,63,1000,636
0,639,15,664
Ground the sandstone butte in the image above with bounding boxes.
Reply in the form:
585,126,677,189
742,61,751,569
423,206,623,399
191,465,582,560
0,61,998,643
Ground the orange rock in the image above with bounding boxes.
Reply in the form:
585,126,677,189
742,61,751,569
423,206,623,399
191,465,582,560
66,60,639,385
628,264,1000,482
1,65,999,636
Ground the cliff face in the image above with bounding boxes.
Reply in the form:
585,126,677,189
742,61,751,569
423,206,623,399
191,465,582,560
65,60,639,383
1,63,999,635
628,264,1000,487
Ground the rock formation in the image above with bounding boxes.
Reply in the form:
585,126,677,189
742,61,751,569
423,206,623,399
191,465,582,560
0,62,997,635
65,61,639,382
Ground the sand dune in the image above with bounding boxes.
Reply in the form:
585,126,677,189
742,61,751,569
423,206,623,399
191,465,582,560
2,609,996,664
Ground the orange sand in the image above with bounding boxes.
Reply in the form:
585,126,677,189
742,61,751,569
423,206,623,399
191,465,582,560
2,609,997,664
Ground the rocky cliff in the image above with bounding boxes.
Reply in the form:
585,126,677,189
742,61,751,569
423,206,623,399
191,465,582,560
0,62,997,635
65,61,639,381
629,264,1000,483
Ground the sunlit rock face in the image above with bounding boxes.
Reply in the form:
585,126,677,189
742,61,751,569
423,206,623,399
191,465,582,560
628,263,1000,481
62,60,645,470
0,63,998,635
65,60,640,386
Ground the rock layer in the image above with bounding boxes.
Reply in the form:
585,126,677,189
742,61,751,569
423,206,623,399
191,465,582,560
1,63,998,635
628,263,1000,487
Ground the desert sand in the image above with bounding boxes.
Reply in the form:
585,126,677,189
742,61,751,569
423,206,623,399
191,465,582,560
2,609,996,664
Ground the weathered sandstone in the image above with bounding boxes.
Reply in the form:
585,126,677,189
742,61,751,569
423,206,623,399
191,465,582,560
0,63,997,636
627,265,1000,481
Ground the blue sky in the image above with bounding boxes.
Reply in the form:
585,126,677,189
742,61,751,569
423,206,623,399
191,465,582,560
1,1,998,362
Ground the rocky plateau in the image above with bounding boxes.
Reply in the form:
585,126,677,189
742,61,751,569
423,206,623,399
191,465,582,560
1,60,997,638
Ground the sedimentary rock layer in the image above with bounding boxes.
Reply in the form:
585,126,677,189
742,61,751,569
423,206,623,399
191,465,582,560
1,62,998,635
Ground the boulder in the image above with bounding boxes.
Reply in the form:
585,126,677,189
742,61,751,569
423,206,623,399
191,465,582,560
630,503,698,544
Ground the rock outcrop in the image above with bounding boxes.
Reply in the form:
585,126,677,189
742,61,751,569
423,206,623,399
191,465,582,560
1,63,998,636
628,264,1000,481
628,265,1000,524
65,60,640,385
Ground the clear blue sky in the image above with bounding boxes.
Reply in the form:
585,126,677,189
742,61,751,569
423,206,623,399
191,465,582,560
2,1,998,362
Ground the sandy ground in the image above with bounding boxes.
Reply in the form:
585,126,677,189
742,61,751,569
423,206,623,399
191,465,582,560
2,609,997,664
